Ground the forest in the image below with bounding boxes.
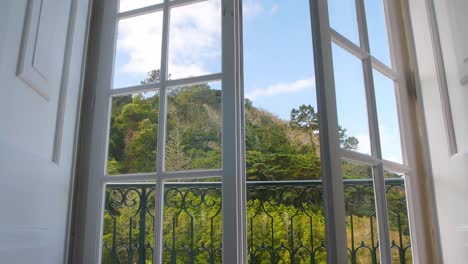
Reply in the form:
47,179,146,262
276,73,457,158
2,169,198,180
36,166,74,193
102,71,412,264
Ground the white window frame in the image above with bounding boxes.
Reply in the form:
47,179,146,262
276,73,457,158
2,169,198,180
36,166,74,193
73,0,424,263
313,0,422,262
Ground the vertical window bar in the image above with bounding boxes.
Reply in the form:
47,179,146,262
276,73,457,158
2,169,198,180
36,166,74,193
222,0,247,263
237,0,248,258
80,0,119,262
382,0,410,166
355,0,392,262
309,0,348,263
153,0,171,263
384,0,421,262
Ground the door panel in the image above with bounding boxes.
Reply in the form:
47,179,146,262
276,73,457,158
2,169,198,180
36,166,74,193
0,0,91,263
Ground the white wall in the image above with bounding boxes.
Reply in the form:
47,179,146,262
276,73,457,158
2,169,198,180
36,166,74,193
408,0,468,262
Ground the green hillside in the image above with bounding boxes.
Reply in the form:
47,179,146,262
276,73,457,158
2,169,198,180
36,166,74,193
107,81,358,180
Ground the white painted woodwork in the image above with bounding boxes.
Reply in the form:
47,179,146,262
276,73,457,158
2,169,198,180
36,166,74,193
445,0,468,85
408,0,468,263
0,0,91,263
432,0,468,154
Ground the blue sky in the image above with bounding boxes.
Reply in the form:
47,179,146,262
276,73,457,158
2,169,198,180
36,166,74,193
113,0,403,164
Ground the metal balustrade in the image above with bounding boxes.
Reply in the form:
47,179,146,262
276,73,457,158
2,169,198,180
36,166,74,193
102,179,411,264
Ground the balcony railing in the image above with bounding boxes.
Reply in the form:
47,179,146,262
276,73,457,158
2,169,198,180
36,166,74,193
102,179,412,264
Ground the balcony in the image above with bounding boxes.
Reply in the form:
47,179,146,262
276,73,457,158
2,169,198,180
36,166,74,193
102,179,411,264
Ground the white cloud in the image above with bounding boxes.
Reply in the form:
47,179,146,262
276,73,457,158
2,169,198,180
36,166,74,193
356,134,371,155
245,77,315,100
168,0,221,79
117,12,163,74
116,0,221,80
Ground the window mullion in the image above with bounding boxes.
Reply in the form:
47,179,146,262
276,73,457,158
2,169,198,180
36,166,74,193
355,0,392,262
384,0,434,262
78,0,120,262
222,0,247,263
153,0,171,263
309,0,348,263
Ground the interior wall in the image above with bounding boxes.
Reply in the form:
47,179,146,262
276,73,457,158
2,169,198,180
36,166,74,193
408,0,468,262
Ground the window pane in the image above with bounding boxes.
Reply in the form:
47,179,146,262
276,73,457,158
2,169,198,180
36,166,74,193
113,12,163,88
101,184,156,263
163,177,222,263
384,171,413,263
168,0,221,80
119,0,163,13
107,91,159,175
342,161,380,263
332,44,371,155
364,0,392,66
165,82,222,171
373,69,402,163
328,0,360,45
243,1,326,262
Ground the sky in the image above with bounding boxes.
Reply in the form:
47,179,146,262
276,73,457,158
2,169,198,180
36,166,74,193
113,0,403,164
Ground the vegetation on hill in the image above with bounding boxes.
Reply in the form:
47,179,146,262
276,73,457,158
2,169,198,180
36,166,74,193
106,76,358,179
102,72,411,264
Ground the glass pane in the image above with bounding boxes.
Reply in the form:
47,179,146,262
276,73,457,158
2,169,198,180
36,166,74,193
384,171,413,263
166,82,222,171
373,69,402,163
119,0,163,13
113,12,163,89
102,183,156,263
107,91,159,175
243,0,326,262
364,0,392,66
163,177,222,263
168,0,221,80
332,44,371,155
328,0,360,45
342,161,380,263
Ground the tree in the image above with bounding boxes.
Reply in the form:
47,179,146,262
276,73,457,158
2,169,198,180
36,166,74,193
141,69,160,84
166,108,191,171
290,104,319,154
339,126,359,151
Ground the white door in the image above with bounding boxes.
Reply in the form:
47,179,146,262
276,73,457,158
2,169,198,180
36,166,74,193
0,0,91,263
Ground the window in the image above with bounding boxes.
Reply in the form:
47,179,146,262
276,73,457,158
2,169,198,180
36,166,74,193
79,0,415,263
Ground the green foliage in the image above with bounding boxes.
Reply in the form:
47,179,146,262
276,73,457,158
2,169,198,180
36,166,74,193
102,71,411,264
246,151,321,181
339,126,359,151
108,93,159,174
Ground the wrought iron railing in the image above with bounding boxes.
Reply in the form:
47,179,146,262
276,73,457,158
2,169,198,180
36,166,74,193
102,179,412,264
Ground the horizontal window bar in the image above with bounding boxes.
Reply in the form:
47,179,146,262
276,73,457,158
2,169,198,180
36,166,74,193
371,57,398,80
117,2,165,20
102,173,158,182
382,160,411,174
341,149,410,174
105,178,405,188
169,0,209,9
166,73,223,88
117,0,209,20
102,169,223,182
330,29,368,60
163,169,223,179
341,149,381,166
109,82,161,96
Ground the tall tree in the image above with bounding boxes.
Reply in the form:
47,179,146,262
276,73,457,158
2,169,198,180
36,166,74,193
290,104,319,154
338,126,359,151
